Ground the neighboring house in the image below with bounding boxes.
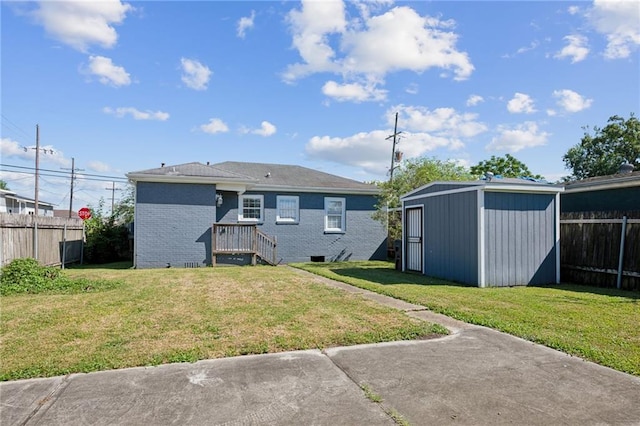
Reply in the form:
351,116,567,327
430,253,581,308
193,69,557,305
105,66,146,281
53,209,80,219
126,162,387,269
562,166,640,213
400,177,563,287
0,189,54,216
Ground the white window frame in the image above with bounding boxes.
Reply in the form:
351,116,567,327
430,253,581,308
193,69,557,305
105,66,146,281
276,195,299,224
324,197,346,233
238,194,264,222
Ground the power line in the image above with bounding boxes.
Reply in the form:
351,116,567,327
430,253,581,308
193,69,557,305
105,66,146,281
0,164,128,182
1,114,32,140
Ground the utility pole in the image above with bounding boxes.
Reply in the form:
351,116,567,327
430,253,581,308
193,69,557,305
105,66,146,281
34,125,40,216
385,112,403,184
62,158,83,218
105,181,122,214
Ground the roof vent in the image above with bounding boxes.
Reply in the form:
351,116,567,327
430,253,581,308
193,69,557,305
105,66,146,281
265,172,271,178
161,163,165,167
619,162,634,174
484,171,494,181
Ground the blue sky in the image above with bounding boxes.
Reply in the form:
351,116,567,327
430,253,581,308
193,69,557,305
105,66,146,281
2,0,639,212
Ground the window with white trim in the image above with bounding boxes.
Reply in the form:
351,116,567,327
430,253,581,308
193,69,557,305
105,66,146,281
239,194,263,222
324,197,345,232
276,195,299,223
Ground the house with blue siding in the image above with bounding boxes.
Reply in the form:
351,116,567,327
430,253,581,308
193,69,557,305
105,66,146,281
401,178,563,287
562,167,639,213
126,162,387,268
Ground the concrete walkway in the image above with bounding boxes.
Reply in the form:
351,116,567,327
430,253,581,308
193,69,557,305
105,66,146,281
2,268,639,425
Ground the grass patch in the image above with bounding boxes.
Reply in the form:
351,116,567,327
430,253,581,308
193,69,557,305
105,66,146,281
292,261,640,376
361,383,410,425
0,265,444,381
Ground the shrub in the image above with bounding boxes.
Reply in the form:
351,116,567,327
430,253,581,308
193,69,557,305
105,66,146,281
1,258,123,296
0,258,62,295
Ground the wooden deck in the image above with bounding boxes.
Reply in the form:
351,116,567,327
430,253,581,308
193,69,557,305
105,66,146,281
211,223,277,265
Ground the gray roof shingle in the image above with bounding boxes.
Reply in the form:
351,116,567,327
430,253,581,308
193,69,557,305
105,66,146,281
211,161,377,191
127,161,379,193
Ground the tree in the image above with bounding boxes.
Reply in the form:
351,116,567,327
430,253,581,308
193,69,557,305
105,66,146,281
83,198,131,264
374,157,472,243
112,184,134,224
470,154,544,180
0,180,9,190
563,114,640,179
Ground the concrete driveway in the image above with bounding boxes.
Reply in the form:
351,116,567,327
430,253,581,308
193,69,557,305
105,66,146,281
2,269,639,425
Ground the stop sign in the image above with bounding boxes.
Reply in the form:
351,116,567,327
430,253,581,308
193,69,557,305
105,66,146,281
78,207,91,220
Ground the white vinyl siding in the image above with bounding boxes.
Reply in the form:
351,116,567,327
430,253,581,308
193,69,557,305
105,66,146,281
276,195,299,223
324,197,345,233
239,194,264,222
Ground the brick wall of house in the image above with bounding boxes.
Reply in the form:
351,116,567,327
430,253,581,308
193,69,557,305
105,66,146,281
134,182,216,269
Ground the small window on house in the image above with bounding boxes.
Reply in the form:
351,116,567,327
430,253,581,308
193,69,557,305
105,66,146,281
277,195,299,223
239,194,264,222
324,197,345,233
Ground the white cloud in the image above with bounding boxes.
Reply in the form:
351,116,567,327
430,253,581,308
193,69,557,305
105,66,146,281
507,93,536,114
405,83,419,95
0,137,27,159
284,0,346,81
181,58,212,91
516,40,539,54
86,55,131,87
552,89,593,113
87,161,111,173
103,107,169,121
1,137,70,167
555,34,589,63
486,122,549,152
250,121,277,137
340,6,474,80
284,1,474,96
322,80,387,102
237,10,255,38
392,105,488,139
587,0,640,59
305,104,486,175
306,128,464,176
200,118,229,134
568,5,581,15
30,0,132,52
466,94,484,107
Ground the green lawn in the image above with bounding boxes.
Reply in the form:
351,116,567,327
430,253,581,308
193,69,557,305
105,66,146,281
292,261,640,376
0,265,445,381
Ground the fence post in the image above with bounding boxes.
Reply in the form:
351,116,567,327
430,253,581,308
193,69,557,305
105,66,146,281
33,219,38,261
617,216,628,289
61,223,67,269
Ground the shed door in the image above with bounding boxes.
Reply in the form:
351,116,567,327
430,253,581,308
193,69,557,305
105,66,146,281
405,207,423,272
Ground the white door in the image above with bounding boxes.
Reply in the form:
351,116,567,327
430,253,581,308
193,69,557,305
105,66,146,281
405,207,423,272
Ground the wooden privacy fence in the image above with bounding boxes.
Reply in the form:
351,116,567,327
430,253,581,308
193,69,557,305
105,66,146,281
211,223,277,266
560,211,640,291
0,213,84,268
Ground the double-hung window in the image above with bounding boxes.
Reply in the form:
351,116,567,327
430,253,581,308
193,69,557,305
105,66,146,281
276,195,299,223
239,194,263,222
324,197,345,233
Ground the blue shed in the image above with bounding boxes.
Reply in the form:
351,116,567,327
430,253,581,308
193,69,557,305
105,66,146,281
401,178,564,287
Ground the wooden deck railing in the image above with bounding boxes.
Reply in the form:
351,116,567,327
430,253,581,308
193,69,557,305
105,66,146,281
212,223,277,265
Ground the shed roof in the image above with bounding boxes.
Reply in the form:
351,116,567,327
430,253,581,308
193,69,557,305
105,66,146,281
402,177,562,201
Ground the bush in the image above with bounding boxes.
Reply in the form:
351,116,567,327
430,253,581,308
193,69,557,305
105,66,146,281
0,258,62,295
1,258,123,295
